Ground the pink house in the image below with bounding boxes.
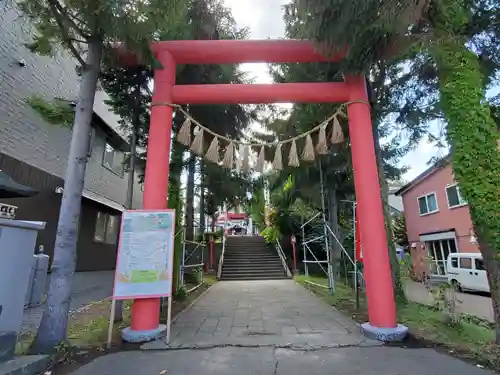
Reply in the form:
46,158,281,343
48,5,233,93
395,156,479,280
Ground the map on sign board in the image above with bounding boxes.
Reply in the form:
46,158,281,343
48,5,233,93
113,210,175,299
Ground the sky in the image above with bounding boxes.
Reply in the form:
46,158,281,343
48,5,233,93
222,0,441,182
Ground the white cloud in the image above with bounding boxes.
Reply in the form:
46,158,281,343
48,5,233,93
223,0,288,83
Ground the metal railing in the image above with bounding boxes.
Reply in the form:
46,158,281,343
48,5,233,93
301,217,330,279
180,220,206,289
217,233,226,279
300,209,365,301
325,222,365,289
275,239,292,277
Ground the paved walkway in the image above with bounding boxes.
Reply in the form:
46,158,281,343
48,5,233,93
159,280,370,348
71,280,494,375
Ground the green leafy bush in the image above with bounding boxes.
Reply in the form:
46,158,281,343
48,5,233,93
261,226,280,243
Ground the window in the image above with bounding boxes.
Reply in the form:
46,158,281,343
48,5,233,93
446,184,467,208
459,257,472,269
418,193,438,215
103,143,124,177
94,212,119,245
475,258,485,271
450,257,458,268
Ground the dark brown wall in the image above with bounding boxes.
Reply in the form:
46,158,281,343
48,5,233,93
0,153,120,271
76,199,120,271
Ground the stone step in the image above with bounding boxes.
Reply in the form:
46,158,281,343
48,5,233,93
224,255,279,260
223,263,284,268
226,250,276,254
223,261,283,266
220,274,290,281
222,268,286,276
223,269,284,274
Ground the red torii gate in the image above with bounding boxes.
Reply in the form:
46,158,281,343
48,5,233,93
124,39,407,342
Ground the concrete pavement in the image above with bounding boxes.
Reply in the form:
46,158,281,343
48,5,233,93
70,346,493,375
144,280,372,349
69,280,494,375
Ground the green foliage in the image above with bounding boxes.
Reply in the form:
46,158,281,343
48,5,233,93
200,229,223,242
261,226,280,244
25,95,74,126
246,179,266,230
17,0,189,66
290,0,429,73
393,215,409,251
173,286,188,301
399,253,414,281
184,267,203,285
431,0,500,272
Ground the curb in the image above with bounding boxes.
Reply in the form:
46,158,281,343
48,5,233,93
170,282,215,325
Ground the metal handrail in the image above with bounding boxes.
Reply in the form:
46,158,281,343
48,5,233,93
275,239,292,277
217,233,227,279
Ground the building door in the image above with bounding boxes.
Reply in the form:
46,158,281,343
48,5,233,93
426,238,457,276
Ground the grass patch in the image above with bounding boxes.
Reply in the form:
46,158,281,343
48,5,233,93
16,299,133,356
17,275,218,358
296,275,500,370
203,274,217,286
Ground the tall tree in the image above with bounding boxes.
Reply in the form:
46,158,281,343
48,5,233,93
18,0,188,353
293,0,500,337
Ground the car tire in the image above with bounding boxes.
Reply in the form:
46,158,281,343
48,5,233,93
451,279,462,292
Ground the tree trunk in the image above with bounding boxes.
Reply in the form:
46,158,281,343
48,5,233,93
169,141,184,293
185,154,196,242
31,40,103,354
372,115,407,304
431,0,500,341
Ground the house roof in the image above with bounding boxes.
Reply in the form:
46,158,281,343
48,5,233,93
394,155,451,196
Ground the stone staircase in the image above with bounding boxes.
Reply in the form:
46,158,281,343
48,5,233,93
220,236,290,281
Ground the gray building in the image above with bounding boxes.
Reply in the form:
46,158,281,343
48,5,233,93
0,4,143,271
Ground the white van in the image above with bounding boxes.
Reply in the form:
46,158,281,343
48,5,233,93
446,253,490,293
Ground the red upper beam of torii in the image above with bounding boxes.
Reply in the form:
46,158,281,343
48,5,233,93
123,38,403,344
151,39,344,64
